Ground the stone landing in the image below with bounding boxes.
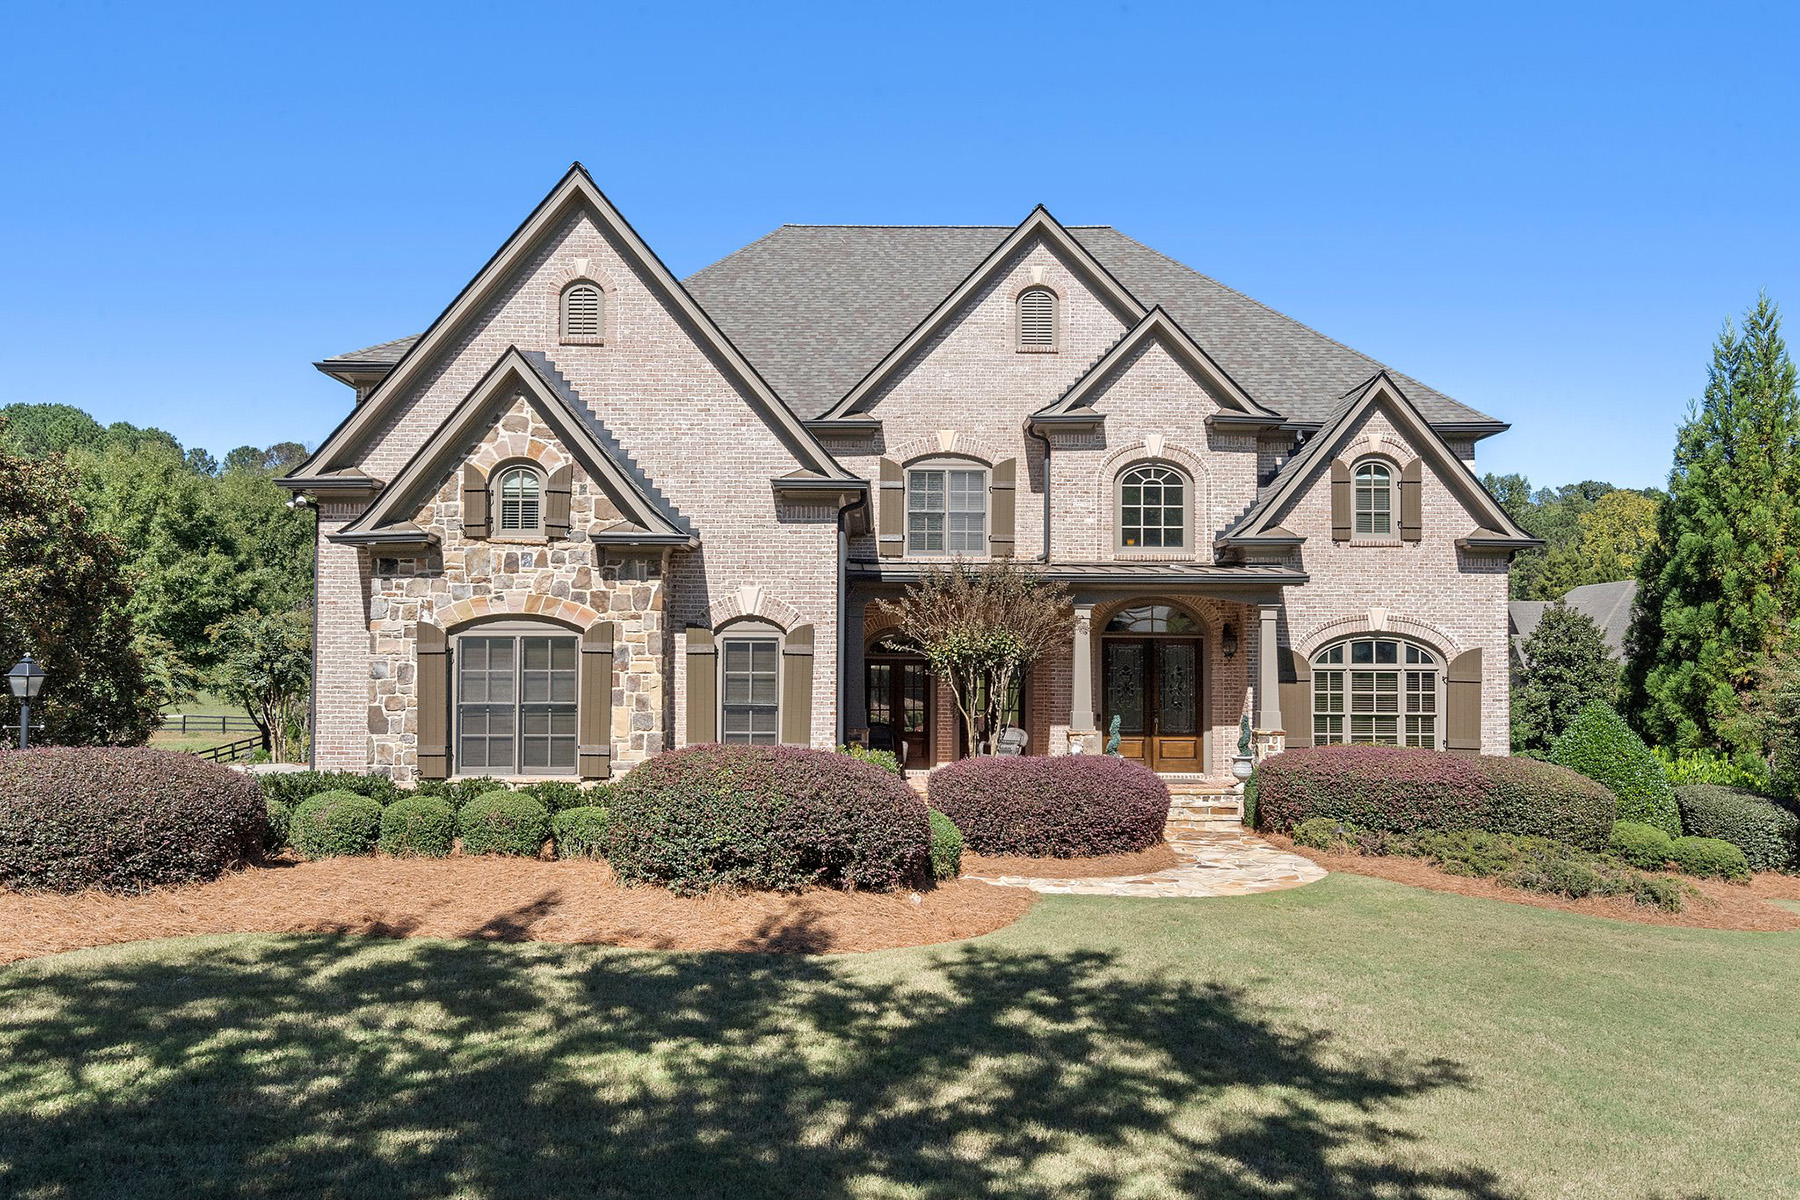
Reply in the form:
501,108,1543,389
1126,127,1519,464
963,830,1326,898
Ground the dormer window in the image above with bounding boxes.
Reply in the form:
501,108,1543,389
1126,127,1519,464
495,465,543,534
1353,460,1394,535
1017,287,1057,351
561,281,603,341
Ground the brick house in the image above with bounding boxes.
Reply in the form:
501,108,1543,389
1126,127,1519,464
281,165,1538,785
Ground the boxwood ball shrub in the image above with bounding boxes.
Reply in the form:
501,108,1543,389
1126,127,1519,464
291,791,383,860
1609,820,1676,870
513,779,599,813
378,795,455,858
264,798,292,853
552,805,611,859
0,747,265,893
928,755,1169,858
458,791,550,857
1252,746,1616,852
1667,835,1752,881
1551,703,1681,836
1675,784,1799,872
928,810,964,881
605,744,931,894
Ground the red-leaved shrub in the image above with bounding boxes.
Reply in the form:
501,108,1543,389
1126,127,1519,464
0,746,267,893
928,755,1170,857
1253,745,1615,851
605,744,931,894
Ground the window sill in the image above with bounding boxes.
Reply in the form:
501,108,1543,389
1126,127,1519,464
559,335,606,347
1114,550,1194,562
1349,536,1404,548
1015,346,1058,354
485,534,550,546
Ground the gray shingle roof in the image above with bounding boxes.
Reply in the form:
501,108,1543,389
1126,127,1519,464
325,223,1501,428
318,334,419,367
1509,579,1638,661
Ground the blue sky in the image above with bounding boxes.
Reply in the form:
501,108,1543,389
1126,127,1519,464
1,1,1794,491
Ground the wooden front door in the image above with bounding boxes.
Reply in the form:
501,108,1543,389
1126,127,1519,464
866,655,931,768
1102,637,1204,773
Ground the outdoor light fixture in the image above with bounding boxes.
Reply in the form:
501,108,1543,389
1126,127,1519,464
1221,622,1238,660
7,654,47,750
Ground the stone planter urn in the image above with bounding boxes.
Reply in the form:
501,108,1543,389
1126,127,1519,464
1231,714,1255,791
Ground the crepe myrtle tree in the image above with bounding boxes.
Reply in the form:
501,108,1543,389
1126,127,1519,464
209,606,312,760
875,560,1074,756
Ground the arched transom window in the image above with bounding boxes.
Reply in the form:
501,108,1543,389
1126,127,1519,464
495,465,543,534
1017,286,1057,350
1118,463,1187,550
1353,460,1394,536
1312,637,1439,747
1105,604,1201,634
561,281,603,340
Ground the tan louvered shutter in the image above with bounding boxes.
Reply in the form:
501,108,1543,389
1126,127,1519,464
1018,288,1056,349
685,627,717,744
462,465,489,539
1279,648,1313,748
989,458,1017,558
545,464,573,540
878,457,905,557
417,623,449,779
780,624,815,746
579,622,615,778
1400,459,1423,542
563,283,602,338
1330,461,1351,542
1447,649,1482,754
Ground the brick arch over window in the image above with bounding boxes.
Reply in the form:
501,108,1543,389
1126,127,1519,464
1095,440,1209,560
883,431,1007,468
1296,612,1461,662
700,584,807,634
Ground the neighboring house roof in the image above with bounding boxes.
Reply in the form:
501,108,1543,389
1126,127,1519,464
322,217,1505,433
1510,579,1638,661
1219,371,1537,552
333,346,694,549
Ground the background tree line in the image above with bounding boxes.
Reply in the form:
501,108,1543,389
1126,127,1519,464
0,402,314,751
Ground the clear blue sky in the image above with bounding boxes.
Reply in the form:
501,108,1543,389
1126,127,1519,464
2,1,1794,491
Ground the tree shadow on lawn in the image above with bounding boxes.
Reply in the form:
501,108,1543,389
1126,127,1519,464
0,934,1516,1199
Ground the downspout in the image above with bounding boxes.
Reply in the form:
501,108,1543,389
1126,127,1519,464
835,487,870,746
1024,422,1052,562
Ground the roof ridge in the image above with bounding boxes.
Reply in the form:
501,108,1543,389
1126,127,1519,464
774,223,1115,230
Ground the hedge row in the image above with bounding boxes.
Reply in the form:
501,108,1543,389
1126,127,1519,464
1253,745,1617,851
1674,785,1800,873
928,756,1169,857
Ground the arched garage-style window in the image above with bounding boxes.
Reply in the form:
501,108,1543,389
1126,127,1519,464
1311,637,1439,748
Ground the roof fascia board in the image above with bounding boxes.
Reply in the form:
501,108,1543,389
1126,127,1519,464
822,207,1150,420
1038,307,1278,419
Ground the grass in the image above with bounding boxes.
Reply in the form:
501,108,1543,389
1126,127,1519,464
0,874,1795,1198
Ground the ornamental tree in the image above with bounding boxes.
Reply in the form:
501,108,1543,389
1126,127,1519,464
210,607,313,760
1512,603,1618,754
875,560,1074,755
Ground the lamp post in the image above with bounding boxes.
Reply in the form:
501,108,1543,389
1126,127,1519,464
7,655,47,750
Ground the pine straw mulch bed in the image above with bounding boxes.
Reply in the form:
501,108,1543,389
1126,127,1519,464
962,842,1181,879
0,856,1037,964
1270,835,1800,932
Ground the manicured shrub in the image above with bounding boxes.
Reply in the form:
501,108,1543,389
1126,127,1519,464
256,770,401,811
378,795,455,858
552,806,611,859
1667,836,1751,882
1675,785,1799,872
264,798,292,853
1551,704,1680,836
1609,820,1676,870
928,810,963,881
1291,816,1360,853
0,747,265,893
839,744,902,774
291,790,383,860
412,777,509,810
605,744,930,894
1657,748,1774,794
928,756,1169,857
1242,773,1259,829
457,791,550,857
512,780,597,813
1252,746,1616,852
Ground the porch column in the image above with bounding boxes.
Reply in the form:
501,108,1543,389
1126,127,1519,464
1256,603,1283,731
1070,603,1096,747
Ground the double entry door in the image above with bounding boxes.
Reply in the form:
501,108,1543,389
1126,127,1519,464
1102,637,1203,773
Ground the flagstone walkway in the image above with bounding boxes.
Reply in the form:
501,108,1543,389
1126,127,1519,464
963,830,1327,898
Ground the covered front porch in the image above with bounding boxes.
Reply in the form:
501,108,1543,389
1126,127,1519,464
842,562,1304,781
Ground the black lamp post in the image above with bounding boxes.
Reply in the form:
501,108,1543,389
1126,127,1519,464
7,655,47,749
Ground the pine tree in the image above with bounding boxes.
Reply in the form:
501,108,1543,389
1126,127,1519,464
1512,603,1619,754
1626,294,1800,753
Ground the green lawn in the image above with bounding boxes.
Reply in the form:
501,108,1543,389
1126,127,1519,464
1,874,1794,1198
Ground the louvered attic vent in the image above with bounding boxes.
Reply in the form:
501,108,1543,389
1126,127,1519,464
1018,287,1056,349
562,283,602,339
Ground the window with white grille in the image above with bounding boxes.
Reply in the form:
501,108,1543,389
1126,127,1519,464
495,466,542,533
561,282,603,340
1312,638,1439,748
1017,287,1056,350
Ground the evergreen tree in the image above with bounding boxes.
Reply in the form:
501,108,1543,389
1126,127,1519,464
1512,603,1619,754
1627,294,1800,753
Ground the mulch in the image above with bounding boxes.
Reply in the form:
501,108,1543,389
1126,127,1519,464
963,843,1181,879
1271,836,1800,932
0,857,1038,963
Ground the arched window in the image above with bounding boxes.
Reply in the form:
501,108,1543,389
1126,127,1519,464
1017,286,1057,350
494,465,543,534
1118,463,1187,550
1104,604,1201,634
719,620,781,744
561,281,603,340
1353,460,1394,536
1311,637,1439,747
455,620,580,775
